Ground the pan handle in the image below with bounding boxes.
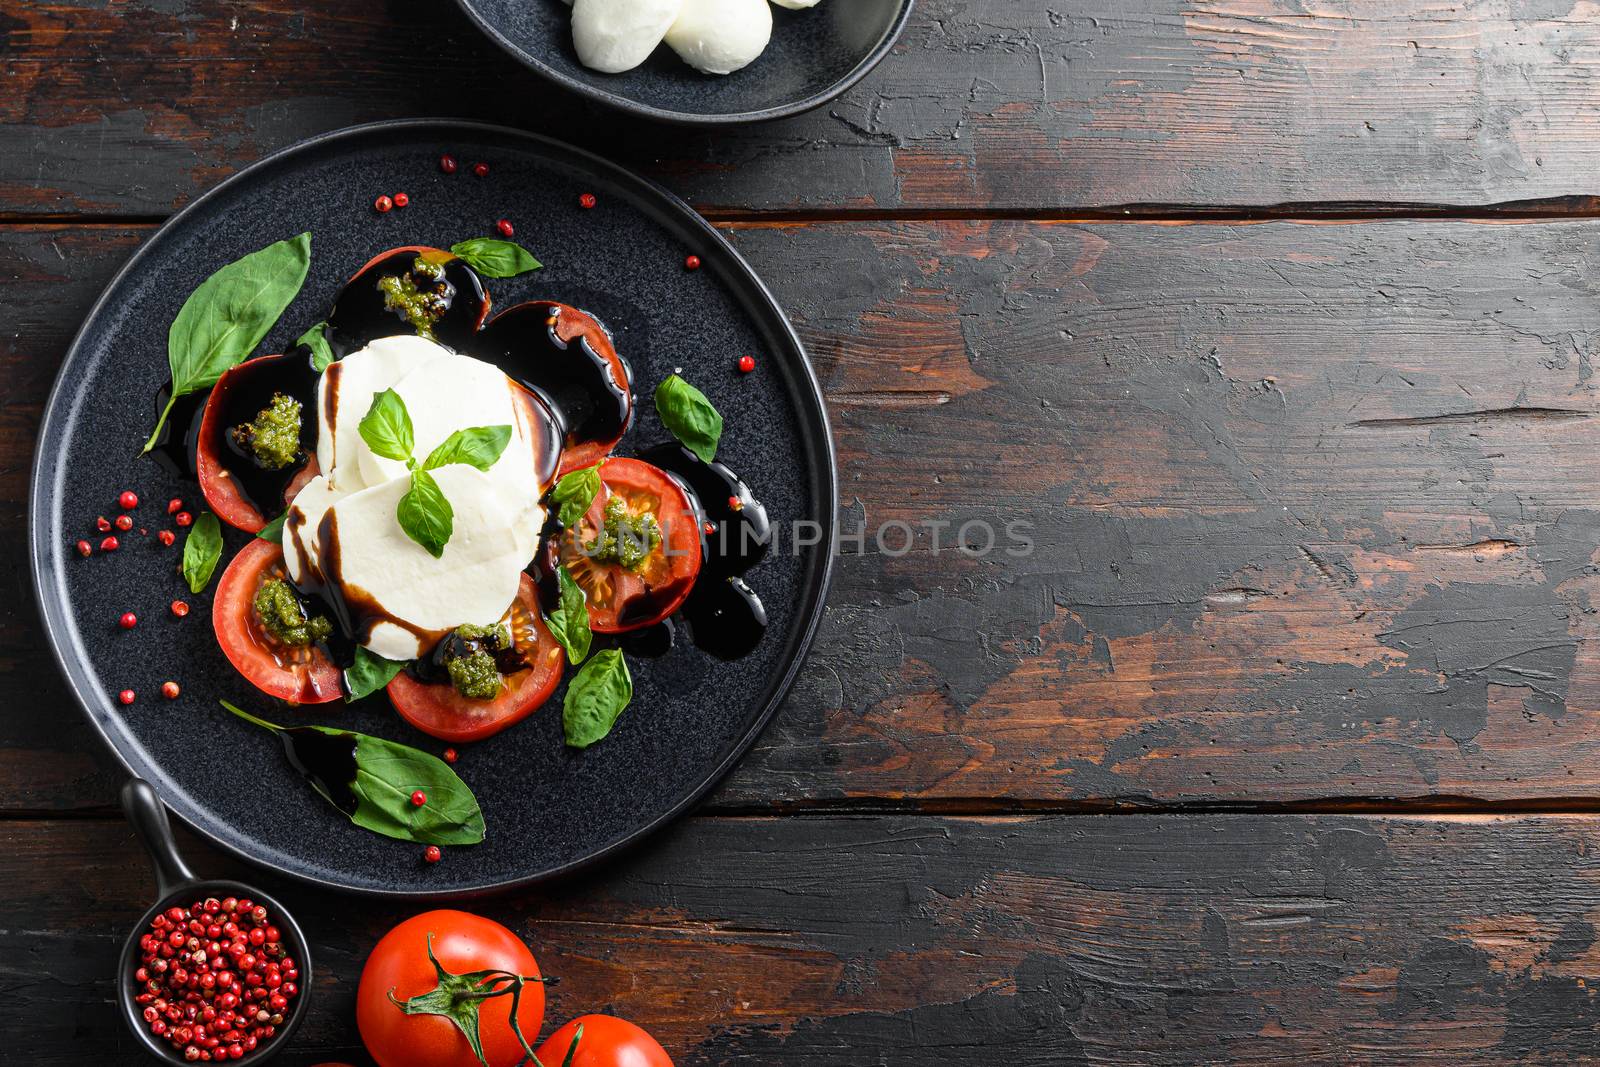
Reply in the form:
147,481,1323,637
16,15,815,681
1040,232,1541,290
121,778,197,900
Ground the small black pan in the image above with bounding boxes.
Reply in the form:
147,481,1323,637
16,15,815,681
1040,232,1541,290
117,779,314,1063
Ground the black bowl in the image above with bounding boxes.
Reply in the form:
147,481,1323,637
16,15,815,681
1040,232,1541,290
453,0,914,125
118,780,313,1064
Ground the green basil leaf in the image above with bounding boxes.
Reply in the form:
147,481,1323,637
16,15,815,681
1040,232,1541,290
544,564,592,666
551,464,601,530
143,232,312,454
220,701,484,845
296,321,336,373
347,733,485,845
563,649,632,749
654,374,722,464
256,512,286,544
448,238,542,279
398,469,453,558
345,646,406,703
422,425,513,472
359,387,414,462
182,513,224,594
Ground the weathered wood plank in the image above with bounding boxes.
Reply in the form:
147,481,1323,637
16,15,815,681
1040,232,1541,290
6,0,1600,216
9,218,1600,812
8,813,1600,1065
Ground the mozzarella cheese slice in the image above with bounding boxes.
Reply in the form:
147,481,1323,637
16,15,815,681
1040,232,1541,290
572,0,682,73
321,465,526,661
356,352,545,565
282,474,346,587
665,0,772,74
316,335,444,492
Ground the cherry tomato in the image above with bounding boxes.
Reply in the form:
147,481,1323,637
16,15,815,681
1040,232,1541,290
559,458,701,634
536,1015,673,1067
197,353,319,533
213,539,341,704
386,575,564,742
357,910,544,1067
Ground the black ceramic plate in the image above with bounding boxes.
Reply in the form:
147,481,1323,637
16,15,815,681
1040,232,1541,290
455,0,914,125
31,119,835,898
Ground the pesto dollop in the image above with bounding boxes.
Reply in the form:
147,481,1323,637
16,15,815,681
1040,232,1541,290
585,497,661,570
230,393,302,471
378,257,449,339
444,623,511,700
253,579,332,646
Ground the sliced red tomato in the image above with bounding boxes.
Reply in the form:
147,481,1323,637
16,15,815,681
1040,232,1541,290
331,246,491,353
559,458,702,634
387,575,564,743
549,304,631,478
214,539,342,705
197,354,319,533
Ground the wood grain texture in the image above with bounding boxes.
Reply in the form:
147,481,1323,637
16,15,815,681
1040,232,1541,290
7,0,1600,217
9,813,1600,1066
9,218,1600,811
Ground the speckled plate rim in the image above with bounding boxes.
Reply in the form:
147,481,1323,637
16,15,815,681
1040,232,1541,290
29,117,839,899
451,0,915,126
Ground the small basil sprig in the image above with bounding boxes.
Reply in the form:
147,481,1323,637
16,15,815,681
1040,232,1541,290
181,512,224,593
563,649,632,749
221,701,485,845
449,238,541,279
345,646,406,702
397,470,454,559
357,388,511,558
655,373,722,463
549,464,600,530
142,232,312,454
544,564,592,666
296,321,336,373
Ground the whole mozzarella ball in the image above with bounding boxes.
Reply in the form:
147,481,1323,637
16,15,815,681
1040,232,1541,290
572,0,682,73
665,0,772,75
771,0,821,7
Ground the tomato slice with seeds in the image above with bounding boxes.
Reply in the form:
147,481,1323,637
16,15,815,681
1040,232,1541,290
213,539,342,705
547,304,632,478
327,245,491,353
386,575,565,743
477,301,633,479
559,457,702,634
197,353,319,534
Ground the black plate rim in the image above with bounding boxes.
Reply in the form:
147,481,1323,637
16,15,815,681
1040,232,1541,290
29,117,839,899
451,0,916,126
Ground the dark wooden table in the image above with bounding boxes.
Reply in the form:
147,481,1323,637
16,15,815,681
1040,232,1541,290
10,2,1600,1062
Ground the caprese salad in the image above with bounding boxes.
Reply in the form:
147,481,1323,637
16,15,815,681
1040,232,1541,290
142,231,773,766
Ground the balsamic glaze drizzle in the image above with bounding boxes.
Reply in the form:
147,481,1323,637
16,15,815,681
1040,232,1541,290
325,250,489,358
476,302,633,457
630,442,772,660
205,348,323,520
275,726,359,813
